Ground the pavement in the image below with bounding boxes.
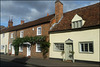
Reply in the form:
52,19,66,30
0,54,100,67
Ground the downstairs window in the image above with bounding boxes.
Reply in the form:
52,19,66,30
79,42,93,53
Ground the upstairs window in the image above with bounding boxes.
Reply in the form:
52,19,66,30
11,33,13,38
20,31,24,38
72,20,82,29
37,27,41,35
79,42,93,53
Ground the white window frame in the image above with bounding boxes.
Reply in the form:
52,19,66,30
37,27,41,35
79,41,93,53
54,43,64,51
11,33,13,38
36,43,41,52
19,46,23,52
1,45,4,50
32,28,34,31
20,31,24,38
9,43,12,50
72,20,82,29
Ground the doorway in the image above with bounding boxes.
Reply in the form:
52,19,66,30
27,45,31,56
12,45,15,54
65,39,74,62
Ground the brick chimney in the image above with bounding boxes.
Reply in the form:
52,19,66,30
21,20,24,24
55,0,63,23
47,13,49,16
8,19,13,28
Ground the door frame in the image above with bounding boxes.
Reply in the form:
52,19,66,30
27,45,31,56
23,42,31,57
65,39,74,62
12,45,15,54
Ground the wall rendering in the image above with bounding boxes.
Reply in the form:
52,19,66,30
50,28,100,62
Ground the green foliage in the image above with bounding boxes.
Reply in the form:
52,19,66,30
40,42,50,59
12,36,49,58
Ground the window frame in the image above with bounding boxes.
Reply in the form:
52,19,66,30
36,43,41,52
79,41,94,54
72,20,82,29
53,43,64,52
1,45,4,50
19,45,23,52
20,31,24,38
11,33,13,38
9,43,12,50
37,26,41,35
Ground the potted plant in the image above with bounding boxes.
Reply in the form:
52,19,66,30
9,53,11,55
61,51,65,61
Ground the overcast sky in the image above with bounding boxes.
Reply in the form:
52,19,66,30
0,0,99,27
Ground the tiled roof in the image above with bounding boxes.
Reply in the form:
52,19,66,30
0,14,55,33
50,3,100,32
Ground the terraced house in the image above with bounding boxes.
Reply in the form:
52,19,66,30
0,0,99,63
6,14,55,58
49,1,100,63
0,28,9,54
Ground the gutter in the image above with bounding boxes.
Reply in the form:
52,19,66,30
49,25,100,34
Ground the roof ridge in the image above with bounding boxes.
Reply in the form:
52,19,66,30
63,2,99,15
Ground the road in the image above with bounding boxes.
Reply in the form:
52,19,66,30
0,59,36,67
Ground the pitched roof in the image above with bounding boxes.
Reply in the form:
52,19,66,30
50,3,100,32
0,14,55,34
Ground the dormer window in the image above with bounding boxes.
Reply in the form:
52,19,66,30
71,14,85,29
72,20,82,29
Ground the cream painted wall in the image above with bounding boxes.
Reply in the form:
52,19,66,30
0,32,9,54
50,28,100,62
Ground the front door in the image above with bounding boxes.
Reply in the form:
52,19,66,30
12,46,15,54
66,44,73,60
27,45,31,56
4,45,7,54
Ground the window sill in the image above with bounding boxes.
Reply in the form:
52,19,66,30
79,52,94,54
54,50,64,52
19,51,23,52
37,34,41,36
36,51,41,53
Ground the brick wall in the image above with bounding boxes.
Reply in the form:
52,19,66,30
55,1,63,23
17,23,50,58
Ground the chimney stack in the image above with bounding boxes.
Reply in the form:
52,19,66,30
8,19,13,28
47,13,49,16
55,0,63,23
21,20,24,24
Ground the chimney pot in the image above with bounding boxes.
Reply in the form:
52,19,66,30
21,20,24,24
8,19,13,28
47,13,49,16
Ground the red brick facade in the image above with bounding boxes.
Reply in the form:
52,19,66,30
17,23,50,58
7,0,63,59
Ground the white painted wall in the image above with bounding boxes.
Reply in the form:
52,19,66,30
0,32,9,54
50,28,100,62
